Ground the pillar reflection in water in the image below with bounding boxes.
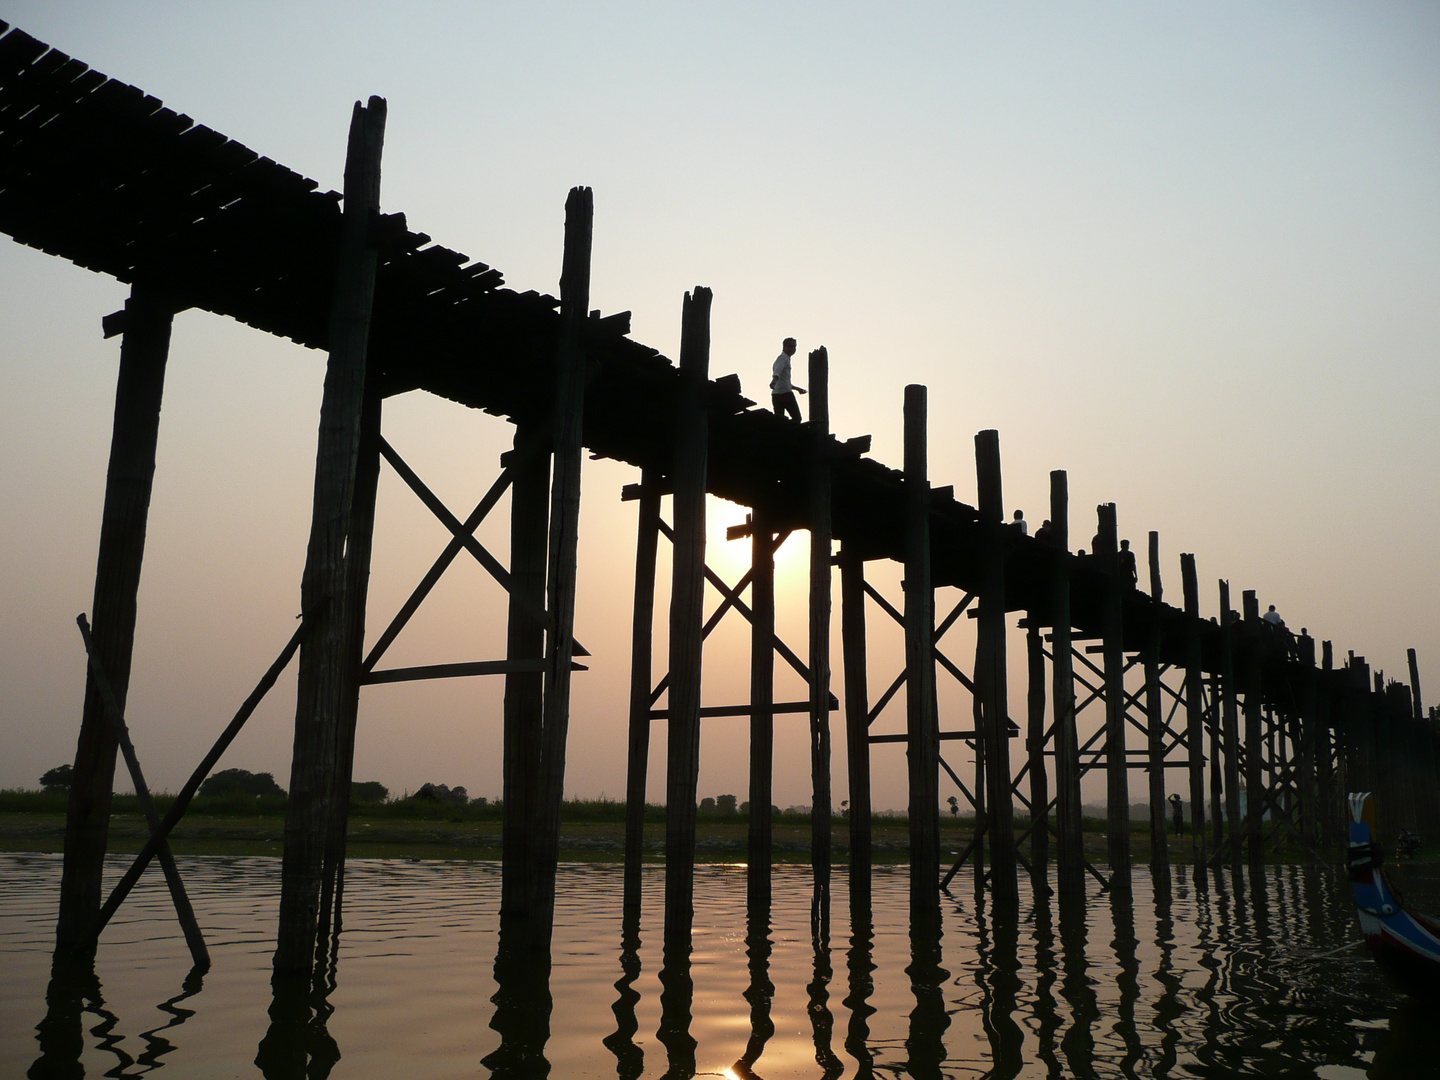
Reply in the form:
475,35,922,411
603,909,645,1080
1028,882,1063,1075
976,892,1024,1080
842,883,876,1078
656,933,696,1079
904,906,950,1080
807,888,844,1079
255,969,340,1080
31,955,122,1079
1107,887,1143,1073
1151,866,1184,1076
729,897,773,1080
1057,890,1098,1076
481,921,553,1079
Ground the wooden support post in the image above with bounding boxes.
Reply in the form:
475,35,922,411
840,545,871,902
55,285,173,958
904,385,939,911
1097,503,1130,886
975,429,1016,900
1317,641,1336,845
1208,673,1224,851
1241,590,1264,865
749,505,776,909
1409,649,1424,722
528,187,594,946
1180,553,1206,868
808,349,833,894
318,382,382,939
276,96,386,975
1145,533,1168,872
623,473,660,914
1051,471,1084,896
664,287,712,943
1297,633,1320,850
1219,581,1243,860
1027,625,1049,870
502,420,551,921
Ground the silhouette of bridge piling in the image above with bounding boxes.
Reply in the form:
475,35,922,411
1,21,1436,977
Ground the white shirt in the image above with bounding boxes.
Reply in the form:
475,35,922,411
1263,609,1282,625
772,352,793,395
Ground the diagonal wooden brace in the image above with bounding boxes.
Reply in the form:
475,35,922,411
76,615,209,970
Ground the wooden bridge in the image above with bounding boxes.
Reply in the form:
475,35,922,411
2,21,1432,976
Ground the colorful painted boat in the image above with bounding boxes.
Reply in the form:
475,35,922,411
1348,791,1440,997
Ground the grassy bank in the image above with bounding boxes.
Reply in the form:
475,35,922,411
0,790,1312,864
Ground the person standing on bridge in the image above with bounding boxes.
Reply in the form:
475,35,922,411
771,337,806,421
1118,538,1139,588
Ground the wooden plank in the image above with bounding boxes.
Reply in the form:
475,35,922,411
623,472,660,915
275,96,386,975
56,284,172,958
808,347,833,894
664,286,712,944
904,385,939,911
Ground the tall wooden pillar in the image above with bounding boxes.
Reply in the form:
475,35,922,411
808,349,833,893
1316,641,1336,846
55,286,174,957
1051,471,1083,896
1097,503,1130,885
903,385,939,911
502,419,550,922
1241,590,1264,865
975,429,1016,900
1180,554,1206,868
748,505,776,909
1208,673,1224,851
1144,533,1167,872
1409,648,1424,721
1297,634,1320,849
276,96,386,974
529,186,594,945
664,287,712,942
622,472,660,914
1027,625,1049,869
840,545,871,900
318,383,383,937
1218,581,1243,859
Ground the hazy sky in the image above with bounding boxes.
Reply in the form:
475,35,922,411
1,2,1436,811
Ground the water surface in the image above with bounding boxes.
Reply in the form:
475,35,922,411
2,853,1433,1077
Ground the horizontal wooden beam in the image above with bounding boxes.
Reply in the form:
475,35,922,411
649,695,837,720
362,659,587,685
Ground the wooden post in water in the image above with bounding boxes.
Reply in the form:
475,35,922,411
1051,471,1084,896
1027,625,1049,870
975,430,1017,900
1145,533,1167,873
749,504,776,910
1219,581,1243,861
1241,590,1264,865
1209,672,1224,851
318,382,383,938
1097,503,1130,885
502,419,550,922
623,472,660,915
1297,633,1320,850
904,385,939,911
55,285,173,957
1317,641,1337,845
808,349,833,895
1180,554,1206,868
664,287,712,943
529,186,594,945
276,96,386,975
840,545,871,901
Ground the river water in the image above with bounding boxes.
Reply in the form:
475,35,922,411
1,853,1433,1078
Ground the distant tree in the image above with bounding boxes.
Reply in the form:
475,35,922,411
199,768,285,798
716,794,737,815
349,781,388,805
699,797,716,813
947,796,959,818
412,783,468,806
40,764,73,793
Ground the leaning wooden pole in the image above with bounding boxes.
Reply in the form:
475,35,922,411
664,287,712,943
1180,554,1207,868
502,419,551,922
975,429,1017,900
840,545,871,901
275,96,386,975
748,504,776,910
623,472,660,915
55,285,173,958
903,385,939,911
1051,471,1084,896
1145,533,1168,873
1097,503,1131,886
529,186,594,946
808,348,833,895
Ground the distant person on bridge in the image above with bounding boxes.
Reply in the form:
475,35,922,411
1012,509,1028,536
1118,538,1138,588
770,337,806,421
1263,604,1284,628
1034,518,1053,545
